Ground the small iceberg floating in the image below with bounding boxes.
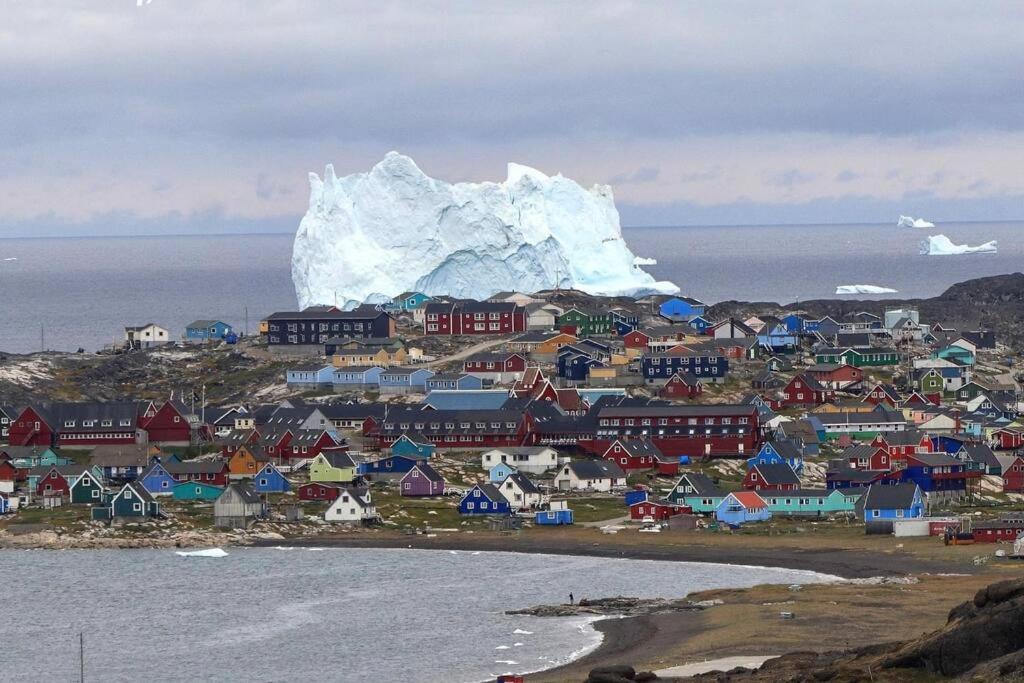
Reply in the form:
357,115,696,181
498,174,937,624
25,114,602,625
633,256,657,266
175,548,228,558
897,215,935,228
835,285,898,295
2,257,16,261
513,629,533,635
921,234,998,256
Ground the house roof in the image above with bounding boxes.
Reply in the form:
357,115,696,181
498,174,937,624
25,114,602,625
817,409,906,426
676,471,726,497
407,462,444,483
959,444,1000,468
186,319,227,329
265,309,388,321
725,490,768,509
224,481,262,504
162,459,227,475
610,438,665,459
751,463,801,485
565,459,626,480
862,482,919,510
908,452,962,467
319,451,356,469
503,471,541,494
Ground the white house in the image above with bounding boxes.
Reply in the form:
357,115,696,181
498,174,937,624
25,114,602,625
497,471,543,510
553,460,627,492
325,487,377,523
481,446,559,475
124,323,169,348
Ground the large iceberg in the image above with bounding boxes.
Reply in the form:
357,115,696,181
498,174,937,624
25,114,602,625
920,234,998,256
291,152,678,309
835,285,898,295
897,215,935,228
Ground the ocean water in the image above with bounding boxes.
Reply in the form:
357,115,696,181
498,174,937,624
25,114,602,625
0,222,1020,353
0,547,836,682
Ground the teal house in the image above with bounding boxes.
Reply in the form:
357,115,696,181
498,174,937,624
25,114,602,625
762,489,860,517
390,434,435,459
488,462,517,483
185,320,234,342
69,469,108,505
173,481,224,501
388,291,432,313
667,472,727,513
932,345,975,367
107,481,161,519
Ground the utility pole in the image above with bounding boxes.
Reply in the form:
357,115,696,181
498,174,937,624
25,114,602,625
79,631,84,683
244,306,249,336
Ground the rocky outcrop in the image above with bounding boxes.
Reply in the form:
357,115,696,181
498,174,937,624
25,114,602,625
586,665,660,683
508,595,706,617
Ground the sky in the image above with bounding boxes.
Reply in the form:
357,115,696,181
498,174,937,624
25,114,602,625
2,1,1023,237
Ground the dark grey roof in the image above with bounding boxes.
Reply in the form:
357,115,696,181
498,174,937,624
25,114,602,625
565,459,626,480
503,471,540,494
407,462,444,483
265,309,388,321
862,482,919,510
610,438,664,459
319,451,356,468
225,481,262,504
909,452,962,467
751,463,801,485
959,444,1000,468
675,471,726,497
598,404,755,418
162,459,227,475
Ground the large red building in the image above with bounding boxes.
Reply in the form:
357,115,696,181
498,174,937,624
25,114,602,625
463,352,528,377
587,404,762,458
137,400,192,445
780,374,833,407
423,300,526,336
9,403,142,447
376,409,534,449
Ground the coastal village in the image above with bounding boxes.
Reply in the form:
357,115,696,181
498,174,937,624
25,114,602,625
2,288,1024,554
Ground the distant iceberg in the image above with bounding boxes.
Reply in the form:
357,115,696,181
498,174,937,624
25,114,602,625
898,215,935,228
632,256,657,266
920,234,998,256
835,285,898,295
175,548,229,558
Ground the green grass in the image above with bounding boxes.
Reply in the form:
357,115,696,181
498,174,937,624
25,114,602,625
566,496,626,523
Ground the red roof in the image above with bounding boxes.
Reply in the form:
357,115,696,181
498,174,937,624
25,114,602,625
728,491,768,509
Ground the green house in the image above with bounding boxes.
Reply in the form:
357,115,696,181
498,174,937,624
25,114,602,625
666,472,727,513
763,489,860,516
556,308,613,336
172,481,224,501
916,368,945,396
5,446,70,469
109,482,161,518
815,347,900,368
309,452,357,484
69,470,107,505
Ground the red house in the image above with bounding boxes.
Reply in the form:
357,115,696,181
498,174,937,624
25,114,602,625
297,482,344,501
629,499,691,521
863,383,901,407
806,364,863,389
1002,456,1024,493
8,406,55,447
423,300,526,336
658,372,703,400
843,445,892,471
463,352,528,378
9,403,140,447
871,432,931,460
35,467,71,497
602,438,664,471
164,459,229,486
587,404,761,459
742,463,800,491
138,400,192,445
0,459,20,490
623,330,651,350
972,517,1024,543
781,374,833,407
994,428,1024,451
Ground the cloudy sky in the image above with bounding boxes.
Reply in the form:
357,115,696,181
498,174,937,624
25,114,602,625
3,1,1023,237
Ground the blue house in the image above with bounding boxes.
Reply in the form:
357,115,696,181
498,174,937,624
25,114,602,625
425,374,485,392
422,390,510,411
459,484,511,515
535,501,573,525
388,291,432,313
641,352,729,384
139,461,177,497
898,453,970,498
286,365,335,389
557,350,604,381
747,440,804,475
659,297,706,321
253,462,291,494
688,316,711,334
332,365,384,388
390,434,435,459
858,482,924,522
377,367,435,393
359,454,424,479
185,320,234,343
755,319,799,352
0,493,9,514
624,488,649,506
781,314,805,334
488,462,517,483
610,308,640,335
715,491,771,527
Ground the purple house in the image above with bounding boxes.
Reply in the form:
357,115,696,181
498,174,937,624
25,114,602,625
399,462,445,497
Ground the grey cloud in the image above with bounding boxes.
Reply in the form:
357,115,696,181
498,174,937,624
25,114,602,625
835,170,859,183
608,167,660,184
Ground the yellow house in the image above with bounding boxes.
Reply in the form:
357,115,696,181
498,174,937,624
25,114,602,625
332,346,408,368
309,451,357,483
811,400,876,414
588,366,618,381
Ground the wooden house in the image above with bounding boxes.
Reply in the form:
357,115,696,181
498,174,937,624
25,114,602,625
108,482,161,519
715,491,771,526
488,462,518,483
424,300,526,336
553,460,627,492
536,500,574,525
458,483,510,515
399,462,445,497
325,487,377,522
666,472,726,513
358,454,425,480
497,471,542,510
390,434,436,459
762,489,860,517
747,440,804,474
253,462,291,493
742,463,800,492
781,374,833,408
309,451,358,483
214,482,267,528
463,352,528,382
972,516,1024,543
69,469,107,505
297,482,345,501
172,481,224,502
659,372,703,400
1000,455,1024,493
184,319,234,343
35,466,72,498
137,400,192,445
857,483,924,523
629,498,690,521
602,438,664,471
480,446,558,475
139,461,178,497
228,445,268,479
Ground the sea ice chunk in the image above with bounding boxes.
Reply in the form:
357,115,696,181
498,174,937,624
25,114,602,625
897,215,935,228
291,152,679,309
920,234,998,255
835,285,898,294
175,548,228,558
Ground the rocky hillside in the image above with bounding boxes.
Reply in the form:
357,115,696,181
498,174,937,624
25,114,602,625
708,272,1024,353
693,576,1024,682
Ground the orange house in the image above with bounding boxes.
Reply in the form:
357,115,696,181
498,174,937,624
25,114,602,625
228,445,269,478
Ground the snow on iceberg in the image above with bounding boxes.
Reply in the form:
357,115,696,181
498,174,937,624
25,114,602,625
835,285,898,295
897,215,935,228
632,256,657,266
291,152,679,309
175,548,229,558
920,234,998,256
